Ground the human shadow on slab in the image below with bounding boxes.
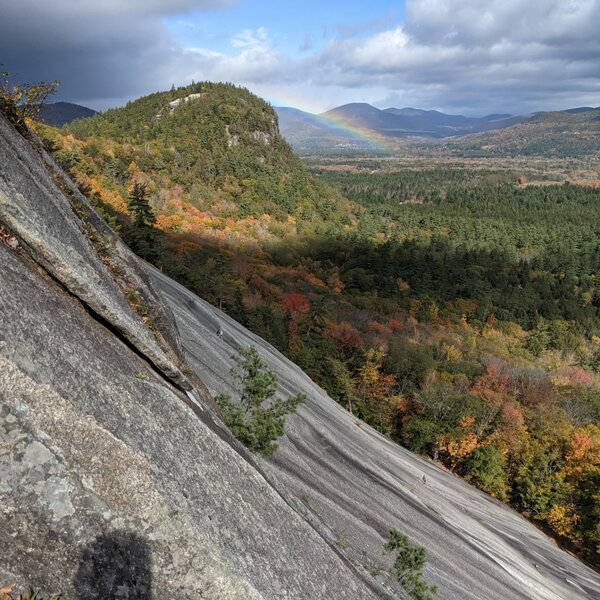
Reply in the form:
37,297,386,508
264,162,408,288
74,531,152,599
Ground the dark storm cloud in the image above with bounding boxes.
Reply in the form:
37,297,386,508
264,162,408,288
0,0,235,108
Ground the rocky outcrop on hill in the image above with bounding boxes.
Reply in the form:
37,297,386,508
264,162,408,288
1,111,599,599
154,92,207,120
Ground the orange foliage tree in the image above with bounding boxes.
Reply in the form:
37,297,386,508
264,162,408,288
436,415,479,469
281,292,310,355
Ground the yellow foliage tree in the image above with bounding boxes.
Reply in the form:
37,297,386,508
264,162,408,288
355,349,398,434
546,503,580,541
437,415,479,469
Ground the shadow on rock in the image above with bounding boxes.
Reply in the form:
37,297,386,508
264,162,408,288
74,531,152,599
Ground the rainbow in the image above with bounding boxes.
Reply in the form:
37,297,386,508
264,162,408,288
256,84,394,151
312,108,394,151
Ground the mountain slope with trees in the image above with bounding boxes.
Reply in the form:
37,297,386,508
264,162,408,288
63,82,351,227
446,108,600,157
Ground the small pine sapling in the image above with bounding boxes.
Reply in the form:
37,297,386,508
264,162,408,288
216,345,305,456
384,529,437,600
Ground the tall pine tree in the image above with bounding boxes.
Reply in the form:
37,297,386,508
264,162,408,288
128,181,154,227
123,181,163,263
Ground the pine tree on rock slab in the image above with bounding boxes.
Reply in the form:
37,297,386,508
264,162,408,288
123,181,163,264
384,529,437,600
128,181,154,227
216,346,306,456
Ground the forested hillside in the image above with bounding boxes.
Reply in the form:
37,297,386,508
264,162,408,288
61,82,352,227
35,84,600,567
445,108,600,158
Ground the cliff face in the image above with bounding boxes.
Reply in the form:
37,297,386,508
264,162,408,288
0,111,599,600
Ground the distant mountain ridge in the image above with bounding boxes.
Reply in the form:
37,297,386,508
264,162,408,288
324,102,525,137
275,106,379,151
276,102,599,154
276,102,528,151
38,101,96,127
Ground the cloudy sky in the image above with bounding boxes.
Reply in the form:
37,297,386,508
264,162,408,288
1,0,600,115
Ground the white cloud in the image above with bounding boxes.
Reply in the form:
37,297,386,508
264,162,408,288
185,43,289,84
352,28,409,68
230,27,269,48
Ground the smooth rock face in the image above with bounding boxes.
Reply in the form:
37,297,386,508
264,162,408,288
0,114,185,387
151,269,600,600
0,222,379,600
